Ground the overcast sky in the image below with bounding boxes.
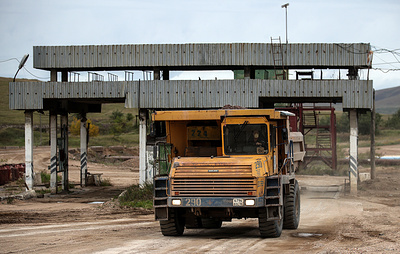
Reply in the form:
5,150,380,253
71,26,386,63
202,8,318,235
1,0,399,90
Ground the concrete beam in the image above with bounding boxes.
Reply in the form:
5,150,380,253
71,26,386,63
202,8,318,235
24,111,34,190
139,109,147,185
80,116,88,187
349,109,358,195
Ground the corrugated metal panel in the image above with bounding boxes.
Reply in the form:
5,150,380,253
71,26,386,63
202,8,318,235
33,43,371,70
9,80,373,110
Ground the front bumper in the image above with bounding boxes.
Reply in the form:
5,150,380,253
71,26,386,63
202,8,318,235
167,196,265,208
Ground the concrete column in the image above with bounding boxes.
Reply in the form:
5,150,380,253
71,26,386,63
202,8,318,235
349,110,358,195
80,116,88,187
244,67,251,79
50,113,57,192
24,111,34,190
50,70,57,82
371,90,376,179
61,71,68,82
61,114,69,191
154,69,161,80
162,70,169,80
139,109,147,185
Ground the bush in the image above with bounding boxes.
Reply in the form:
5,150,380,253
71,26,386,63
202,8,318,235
110,110,135,136
386,108,400,129
118,182,153,209
70,117,100,137
336,111,381,135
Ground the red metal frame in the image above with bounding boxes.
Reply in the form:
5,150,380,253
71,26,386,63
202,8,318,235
277,103,337,170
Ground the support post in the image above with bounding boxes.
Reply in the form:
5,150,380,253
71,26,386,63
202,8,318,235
154,69,161,80
371,90,376,179
61,114,69,191
50,113,57,192
331,107,337,171
139,109,147,185
162,70,169,80
349,110,358,195
80,116,88,187
25,111,34,190
61,70,68,82
244,67,250,79
50,70,57,82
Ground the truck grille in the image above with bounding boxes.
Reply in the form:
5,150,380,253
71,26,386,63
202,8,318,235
171,165,256,197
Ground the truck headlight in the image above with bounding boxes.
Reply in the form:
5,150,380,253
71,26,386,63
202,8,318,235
172,199,182,206
245,199,255,206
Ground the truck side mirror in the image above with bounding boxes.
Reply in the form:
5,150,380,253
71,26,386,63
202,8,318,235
282,128,288,141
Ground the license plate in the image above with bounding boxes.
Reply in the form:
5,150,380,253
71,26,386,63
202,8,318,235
233,198,244,206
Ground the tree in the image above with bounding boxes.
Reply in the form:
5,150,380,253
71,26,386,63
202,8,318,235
336,111,381,135
70,117,99,137
386,108,400,129
109,110,135,136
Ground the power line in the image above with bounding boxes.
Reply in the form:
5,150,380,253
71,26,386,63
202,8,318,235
0,58,19,63
22,67,48,80
372,68,400,73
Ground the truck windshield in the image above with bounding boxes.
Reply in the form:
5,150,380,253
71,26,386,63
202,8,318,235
223,124,269,155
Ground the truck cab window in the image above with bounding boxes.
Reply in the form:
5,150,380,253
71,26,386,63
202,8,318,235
223,124,268,155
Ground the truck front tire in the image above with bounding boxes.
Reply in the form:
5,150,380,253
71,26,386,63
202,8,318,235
258,207,283,238
283,180,300,229
160,208,185,236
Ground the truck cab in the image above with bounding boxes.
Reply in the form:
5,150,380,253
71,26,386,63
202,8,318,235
152,109,304,237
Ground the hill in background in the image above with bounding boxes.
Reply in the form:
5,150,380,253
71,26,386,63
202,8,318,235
375,86,400,114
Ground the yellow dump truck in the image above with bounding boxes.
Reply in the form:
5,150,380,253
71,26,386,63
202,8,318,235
152,109,305,237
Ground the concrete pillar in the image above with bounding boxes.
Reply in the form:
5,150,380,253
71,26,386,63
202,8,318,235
349,110,358,195
244,67,250,79
50,70,57,82
61,71,68,82
80,116,88,187
61,114,69,191
139,109,147,185
24,111,34,190
50,113,57,192
154,69,161,80
371,90,376,179
162,70,169,80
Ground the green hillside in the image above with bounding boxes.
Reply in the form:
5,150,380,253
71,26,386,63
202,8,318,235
375,86,400,114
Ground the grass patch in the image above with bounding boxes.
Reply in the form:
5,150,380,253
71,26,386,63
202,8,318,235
118,182,153,209
0,127,49,147
299,161,348,176
100,178,112,186
68,131,139,148
35,189,52,195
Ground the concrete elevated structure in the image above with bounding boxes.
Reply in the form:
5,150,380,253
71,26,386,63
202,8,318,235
9,42,374,195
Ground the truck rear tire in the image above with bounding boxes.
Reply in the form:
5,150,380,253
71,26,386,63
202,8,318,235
258,207,283,238
160,208,185,236
201,218,222,229
283,180,300,229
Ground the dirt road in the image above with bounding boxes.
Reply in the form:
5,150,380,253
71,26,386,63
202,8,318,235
1,148,400,253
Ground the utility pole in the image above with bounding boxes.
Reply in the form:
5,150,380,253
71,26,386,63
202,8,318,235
281,3,289,45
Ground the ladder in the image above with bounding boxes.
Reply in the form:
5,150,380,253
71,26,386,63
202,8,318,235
265,175,283,221
271,37,286,80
